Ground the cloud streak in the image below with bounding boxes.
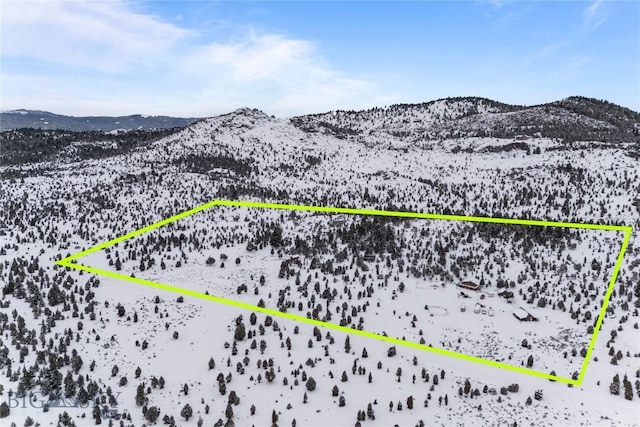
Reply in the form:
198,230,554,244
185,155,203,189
583,0,607,31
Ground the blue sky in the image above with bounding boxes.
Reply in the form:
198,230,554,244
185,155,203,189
1,0,638,117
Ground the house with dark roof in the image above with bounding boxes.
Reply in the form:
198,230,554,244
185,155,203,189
457,280,481,291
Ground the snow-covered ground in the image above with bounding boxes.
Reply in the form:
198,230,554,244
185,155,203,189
1,104,639,427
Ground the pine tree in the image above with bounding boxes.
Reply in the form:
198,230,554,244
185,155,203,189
145,406,160,423
610,373,620,395
623,375,633,400
0,402,9,418
367,402,375,420
135,383,146,406
526,355,534,368
47,284,65,306
42,366,62,396
63,371,76,398
344,336,351,353
181,403,193,420
225,404,233,419
92,405,101,424
234,322,246,341
71,355,83,374
306,377,316,391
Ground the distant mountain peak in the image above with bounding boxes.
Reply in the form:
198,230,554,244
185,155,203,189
227,107,271,119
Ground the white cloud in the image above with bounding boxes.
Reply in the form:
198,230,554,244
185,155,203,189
179,32,381,115
583,0,607,30
0,1,388,116
1,1,191,73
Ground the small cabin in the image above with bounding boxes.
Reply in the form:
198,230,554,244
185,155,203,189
513,307,538,322
458,280,481,291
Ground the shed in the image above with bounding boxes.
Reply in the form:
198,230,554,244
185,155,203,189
513,307,538,322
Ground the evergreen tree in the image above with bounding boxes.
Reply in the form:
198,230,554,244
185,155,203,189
367,402,375,420
135,383,146,406
234,322,246,341
610,373,620,395
306,377,316,391
92,405,101,425
181,403,193,420
71,355,83,374
270,225,284,247
464,378,471,395
225,403,234,419
47,284,65,306
63,371,76,398
623,375,633,400
42,366,62,396
0,402,9,418
145,406,160,423
526,355,534,368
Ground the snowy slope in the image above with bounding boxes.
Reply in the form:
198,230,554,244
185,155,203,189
0,97,639,427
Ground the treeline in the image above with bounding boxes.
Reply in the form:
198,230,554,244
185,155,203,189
0,128,181,166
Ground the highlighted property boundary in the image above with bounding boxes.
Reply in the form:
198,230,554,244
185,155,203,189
56,200,632,386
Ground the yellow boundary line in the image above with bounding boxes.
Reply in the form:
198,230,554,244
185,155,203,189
56,200,632,386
